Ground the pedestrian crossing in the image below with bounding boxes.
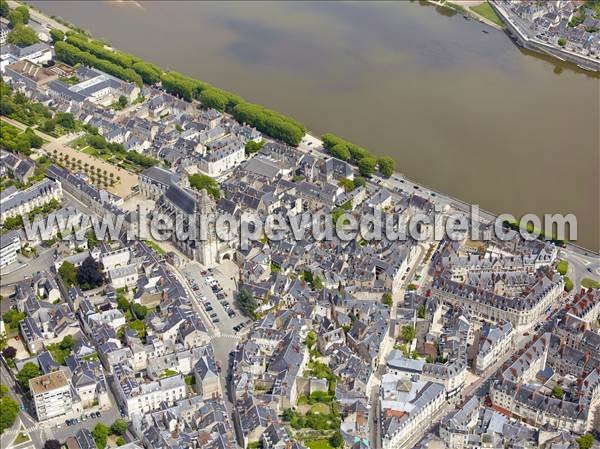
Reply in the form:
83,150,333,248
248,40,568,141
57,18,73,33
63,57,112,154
2,421,39,448
210,333,242,341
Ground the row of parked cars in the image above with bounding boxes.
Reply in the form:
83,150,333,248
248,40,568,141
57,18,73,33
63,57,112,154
232,321,251,333
65,411,101,426
206,275,237,319
201,297,221,324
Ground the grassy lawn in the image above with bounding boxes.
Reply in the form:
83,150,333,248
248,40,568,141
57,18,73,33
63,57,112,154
311,403,331,414
14,432,30,445
71,135,89,150
582,278,600,289
143,240,167,256
471,1,504,27
305,440,334,449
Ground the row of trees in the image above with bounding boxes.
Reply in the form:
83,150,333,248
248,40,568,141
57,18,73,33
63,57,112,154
54,41,143,86
322,133,396,177
232,102,305,146
161,72,305,145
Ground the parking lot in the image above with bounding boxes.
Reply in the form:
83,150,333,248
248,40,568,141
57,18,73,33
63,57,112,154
43,403,122,443
182,260,251,336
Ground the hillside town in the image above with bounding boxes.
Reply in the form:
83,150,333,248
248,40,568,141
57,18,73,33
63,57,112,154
0,3,599,449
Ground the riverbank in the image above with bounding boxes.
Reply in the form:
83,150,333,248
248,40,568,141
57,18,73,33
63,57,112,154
426,0,504,30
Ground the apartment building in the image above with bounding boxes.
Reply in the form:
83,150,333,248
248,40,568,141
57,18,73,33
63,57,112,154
30,371,73,421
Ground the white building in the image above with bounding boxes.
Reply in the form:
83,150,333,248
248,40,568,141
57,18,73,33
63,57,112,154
0,42,53,72
0,230,21,268
108,264,139,289
198,140,245,177
30,371,73,421
115,365,187,418
0,178,63,223
474,322,514,374
101,248,131,272
380,373,446,449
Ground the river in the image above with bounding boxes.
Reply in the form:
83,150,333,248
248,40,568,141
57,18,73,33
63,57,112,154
30,0,600,252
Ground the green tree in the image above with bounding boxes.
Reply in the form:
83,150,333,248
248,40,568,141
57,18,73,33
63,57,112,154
558,37,567,47
552,386,564,399
16,362,41,391
8,9,23,26
556,260,568,275
92,423,110,449
7,25,39,46
3,310,26,330
401,325,416,343
330,143,351,161
59,335,75,351
131,303,148,320
576,434,594,449
116,95,128,109
49,28,64,43
76,256,104,290
200,89,227,111
237,288,259,319
282,408,295,421
188,173,220,200
329,431,343,448
564,276,574,292
58,261,77,287
115,437,125,447
0,0,9,17
305,331,316,348
116,294,130,312
14,5,29,23
41,119,56,134
0,386,19,433
358,156,377,177
382,292,393,306
417,304,427,319
25,129,43,148
353,176,366,188
311,276,324,291
245,140,264,155
110,419,128,436
132,61,161,85
56,112,75,129
232,102,305,146
338,177,355,192
377,156,395,178
43,440,61,449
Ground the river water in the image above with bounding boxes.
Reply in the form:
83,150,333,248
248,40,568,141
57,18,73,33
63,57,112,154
31,1,600,251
